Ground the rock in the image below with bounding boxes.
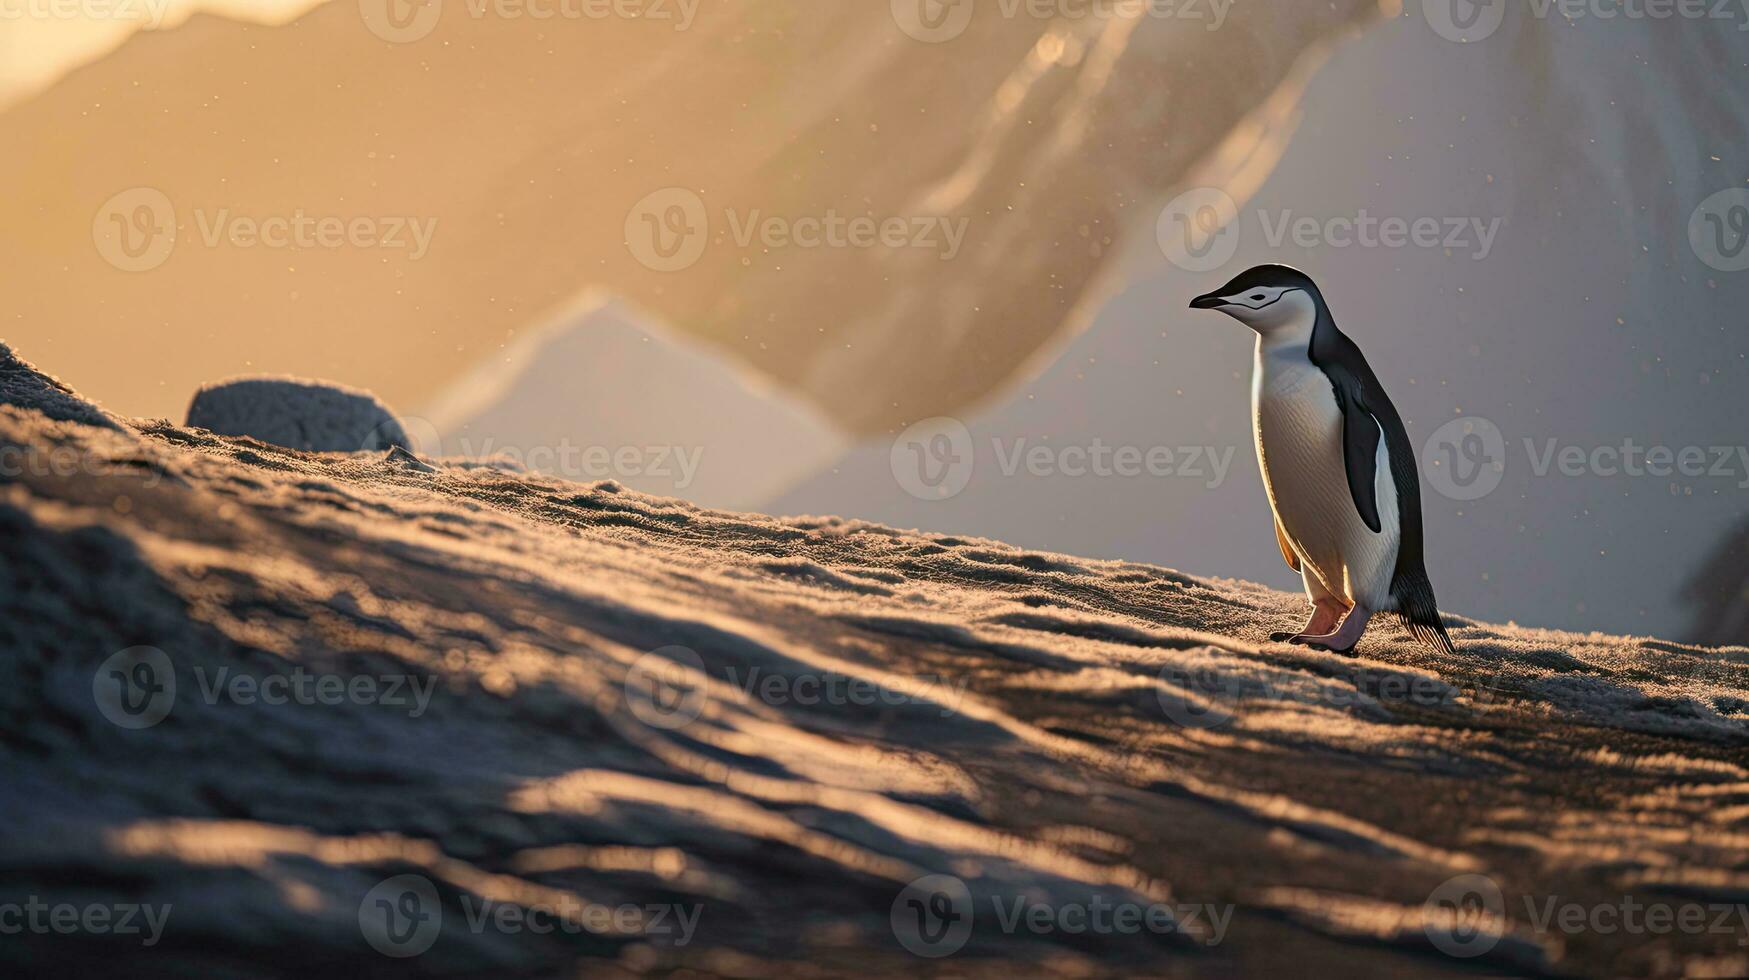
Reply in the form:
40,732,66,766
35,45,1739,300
185,377,409,453
385,445,438,473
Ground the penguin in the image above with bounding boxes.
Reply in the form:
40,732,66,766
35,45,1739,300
1189,264,1455,656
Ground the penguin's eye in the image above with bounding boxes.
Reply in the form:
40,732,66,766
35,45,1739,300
1249,293,1267,301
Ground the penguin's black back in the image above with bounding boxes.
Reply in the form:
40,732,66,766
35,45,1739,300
1303,290,1456,655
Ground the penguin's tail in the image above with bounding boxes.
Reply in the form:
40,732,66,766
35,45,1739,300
1392,571,1456,656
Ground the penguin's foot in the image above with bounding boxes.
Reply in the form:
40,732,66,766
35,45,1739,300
1290,604,1374,655
1271,601,1346,644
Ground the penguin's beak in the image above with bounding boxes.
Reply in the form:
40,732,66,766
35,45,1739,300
1188,292,1227,310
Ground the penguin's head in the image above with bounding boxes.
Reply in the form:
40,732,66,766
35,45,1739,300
1188,264,1324,338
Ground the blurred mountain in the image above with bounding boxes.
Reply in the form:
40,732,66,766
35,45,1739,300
418,296,845,510
772,6,1749,639
0,0,1380,430
10,0,1745,640
0,0,317,110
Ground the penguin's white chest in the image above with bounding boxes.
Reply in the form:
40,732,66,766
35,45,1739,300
1252,351,1400,610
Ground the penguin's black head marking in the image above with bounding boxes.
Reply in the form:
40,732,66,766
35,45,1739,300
1187,265,1329,337
1188,264,1322,311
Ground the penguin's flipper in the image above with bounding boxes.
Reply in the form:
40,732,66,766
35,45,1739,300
1274,518,1301,572
1333,382,1384,534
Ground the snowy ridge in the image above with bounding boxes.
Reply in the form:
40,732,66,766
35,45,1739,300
416,296,846,511
1,346,1746,977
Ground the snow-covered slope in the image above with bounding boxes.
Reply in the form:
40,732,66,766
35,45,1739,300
3,344,1746,978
